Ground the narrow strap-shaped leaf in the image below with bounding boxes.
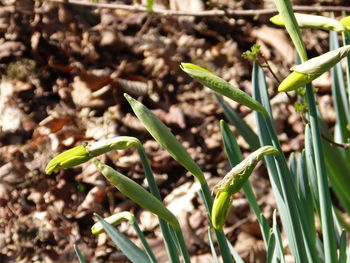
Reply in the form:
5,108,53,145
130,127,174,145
266,231,276,263
288,153,297,187
271,210,286,263
253,62,310,263
226,241,245,263
273,1,337,261
297,151,318,261
342,30,350,110
137,146,181,263
273,0,307,61
338,230,347,263
131,220,158,263
208,228,220,263
304,125,320,207
94,214,151,263
329,31,350,143
92,212,158,263
216,94,260,150
73,244,87,263
305,82,338,263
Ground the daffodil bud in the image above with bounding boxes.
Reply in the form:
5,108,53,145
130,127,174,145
340,16,350,30
212,146,279,231
270,13,346,32
94,160,180,230
124,93,206,184
45,145,91,175
279,45,350,92
45,136,141,175
86,136,141,157
91,211,135,234
180,63,268,116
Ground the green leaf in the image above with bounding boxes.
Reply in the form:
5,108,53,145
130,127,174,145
273,0,307,62
216,95,260,150
207,228,220,263
338,230,347,263
73,244,87,263
329,31,350,143
94,213,151,263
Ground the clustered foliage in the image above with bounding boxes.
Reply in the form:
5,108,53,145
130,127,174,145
46,1,350,262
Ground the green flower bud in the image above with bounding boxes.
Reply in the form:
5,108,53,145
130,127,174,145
212,146,279,231
86,136,141,157
278,45,350,92
91,211,135,235
270,13,346,32
45,137,142,175
124,93,206,184
340,16,350,30
278,71,321,92
180,63,268,116
94,160,180,230
212,191,232,232
45,145,91,175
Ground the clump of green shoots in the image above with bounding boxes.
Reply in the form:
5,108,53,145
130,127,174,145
46,1,350,262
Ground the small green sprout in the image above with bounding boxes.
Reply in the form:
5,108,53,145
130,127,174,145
242,43,261,61
279,45,350,92
270,13,347,32
212,146,279,231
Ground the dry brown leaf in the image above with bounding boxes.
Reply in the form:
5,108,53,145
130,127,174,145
251,25,294,65
0,41,25,59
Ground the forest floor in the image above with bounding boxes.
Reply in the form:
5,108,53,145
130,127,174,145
0,0,348,262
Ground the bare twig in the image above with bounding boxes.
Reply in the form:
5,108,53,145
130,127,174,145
321,134,350,149
45,0,350,17
258,55,282,84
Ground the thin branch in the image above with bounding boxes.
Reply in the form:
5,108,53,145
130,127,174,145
45,0,350,17
321,134,350,149
258,55,282,83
